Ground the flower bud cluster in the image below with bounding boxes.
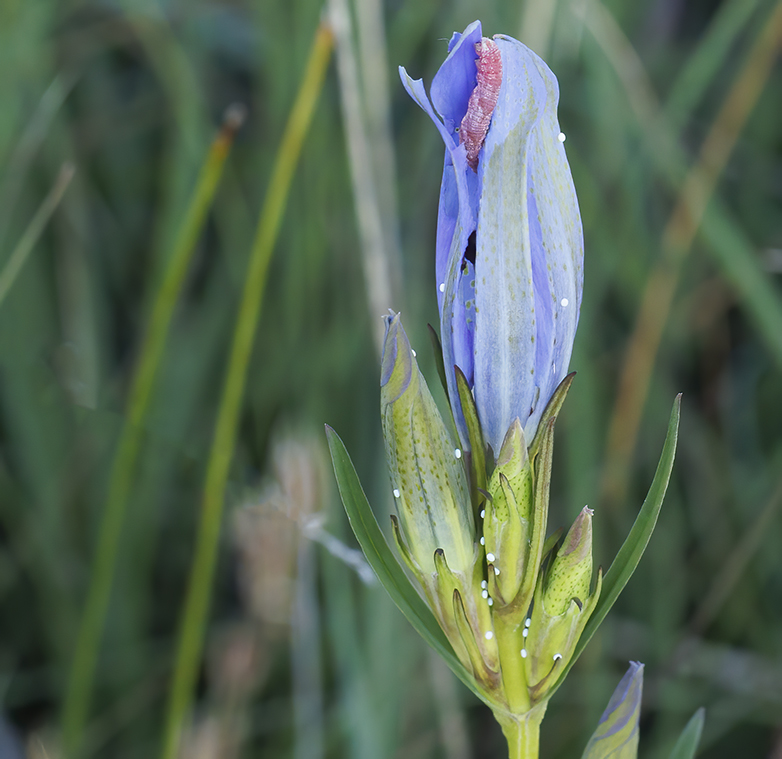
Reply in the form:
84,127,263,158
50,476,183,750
382,312,598,714
380,19,595,719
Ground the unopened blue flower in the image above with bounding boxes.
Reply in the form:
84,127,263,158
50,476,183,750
582,662,643,758
400,20,584,456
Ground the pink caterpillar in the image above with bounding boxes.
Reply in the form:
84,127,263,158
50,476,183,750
459,38,503,171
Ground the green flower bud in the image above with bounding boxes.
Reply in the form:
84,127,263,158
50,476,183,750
482,419,533,605
381,313,502,687
543,506,593,616
523,507,601,701
381,312,474,576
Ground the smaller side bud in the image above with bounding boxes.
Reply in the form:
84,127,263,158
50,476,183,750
482,419,532,605
494,419,531,518
523,507,601,703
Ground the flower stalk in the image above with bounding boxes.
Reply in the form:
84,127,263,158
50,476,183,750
497,704,547,759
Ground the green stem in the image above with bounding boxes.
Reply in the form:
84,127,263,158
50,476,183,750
60,112,240,759
0,163,73,308
497,704,547,759
158,22,333,759
493,611,529,714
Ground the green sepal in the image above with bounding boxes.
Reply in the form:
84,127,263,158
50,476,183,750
455,365,488,501
390,513,423,581
511,416,555,615
427,323,449,398
540,527,564,563
668,708,705,759
433,548,459,619
529,372,575,461
485,473,527,606
526,568,602,703
325,425,483,702
452,588,499,690
546,394,682,700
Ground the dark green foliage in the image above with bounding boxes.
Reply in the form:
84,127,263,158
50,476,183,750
0,1,780,757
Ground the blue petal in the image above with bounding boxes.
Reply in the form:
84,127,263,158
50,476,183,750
452,258,476,387
472,36,583,452
431,20,482,134
399,63,479,446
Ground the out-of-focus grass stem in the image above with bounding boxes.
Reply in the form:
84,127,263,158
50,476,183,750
354,0,403,302
428,652,471,759
60,109,243,758
581,0,782,506
0,163,74,309
292,540,324,759
328,0,397,355
663,0,765,133
0,75,74,254
159,23,333,759
689,479,782,634
519,0,558,58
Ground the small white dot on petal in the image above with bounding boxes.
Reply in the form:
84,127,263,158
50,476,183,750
553,653,563,661
439,283,445,293
521,649,528,658
485,631,493,640
480,509,485,519
481,590,488,599
557,132,566,142
480,537,485,546
522,628,529,638
454,449,462,459
486,552,496,562
525,618,531,627
481,580,487,589
393,489,400,498
561,298,569,307
487,598,494,606
411,349,416,357
494,567,500,575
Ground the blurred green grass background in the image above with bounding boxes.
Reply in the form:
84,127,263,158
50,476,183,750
0,0,781,757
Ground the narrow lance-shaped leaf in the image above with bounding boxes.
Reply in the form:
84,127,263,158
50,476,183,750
455,365,487,500
548,394,681,698
325,426,484,703
669,708,705,759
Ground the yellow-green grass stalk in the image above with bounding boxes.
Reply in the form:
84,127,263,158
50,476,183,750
159,22,334,759
61,108,244,758
0,163,74,309
600,0,782,507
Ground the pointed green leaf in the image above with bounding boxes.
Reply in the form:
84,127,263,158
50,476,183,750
427,323,449,397
669,708,705,759
582,662,643,759
325,425,482,701
548,394,681,697
455,365,487,497
529,372,575,460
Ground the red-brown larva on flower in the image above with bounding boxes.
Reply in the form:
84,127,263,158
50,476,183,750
459,37,503,171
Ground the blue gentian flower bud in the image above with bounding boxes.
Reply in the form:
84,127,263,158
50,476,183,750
582,662,644,759
400,20,583,456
